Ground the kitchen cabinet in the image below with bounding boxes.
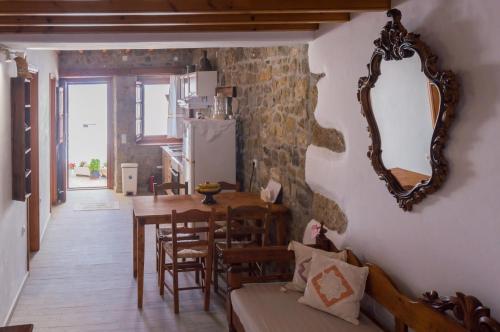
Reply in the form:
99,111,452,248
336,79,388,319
162,143,185,193
179,71,217,99
11,77,33,201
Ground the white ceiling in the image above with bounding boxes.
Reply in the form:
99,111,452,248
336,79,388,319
0,30,318,50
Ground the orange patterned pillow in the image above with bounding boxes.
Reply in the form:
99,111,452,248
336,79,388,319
285,241,347,292
298,252,369,324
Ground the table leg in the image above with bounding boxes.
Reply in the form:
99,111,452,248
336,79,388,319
277,214,287,245
133,212,137,278
137,222,145,309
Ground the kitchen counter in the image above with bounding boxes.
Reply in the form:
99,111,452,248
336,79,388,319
161,143,183,170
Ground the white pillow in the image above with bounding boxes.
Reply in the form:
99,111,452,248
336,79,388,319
298,252,369,325
285,241,347,292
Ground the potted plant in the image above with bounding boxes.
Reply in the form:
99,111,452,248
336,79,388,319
89,159,100,179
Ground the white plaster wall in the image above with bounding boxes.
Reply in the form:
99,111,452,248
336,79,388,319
307,0,500,315
26,50,58,241
0,50,57,324
0,63,28,324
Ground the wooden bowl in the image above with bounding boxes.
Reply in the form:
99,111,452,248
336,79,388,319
196,187,222,205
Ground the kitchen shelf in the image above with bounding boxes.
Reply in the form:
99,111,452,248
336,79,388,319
12,76,33,201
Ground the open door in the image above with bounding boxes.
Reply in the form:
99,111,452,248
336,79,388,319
50,75,57,206
55,78,114,197
56,82,67,203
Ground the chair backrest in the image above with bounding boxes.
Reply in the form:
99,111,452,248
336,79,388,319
154,181,188,196
170,209,216,260
218,181,241,192
226,205,271,248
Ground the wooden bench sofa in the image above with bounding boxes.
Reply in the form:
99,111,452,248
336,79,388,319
222,227,500,332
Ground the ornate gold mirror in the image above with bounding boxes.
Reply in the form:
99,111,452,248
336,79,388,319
357,9,459,211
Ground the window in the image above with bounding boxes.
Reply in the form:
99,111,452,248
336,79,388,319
136,77,170,143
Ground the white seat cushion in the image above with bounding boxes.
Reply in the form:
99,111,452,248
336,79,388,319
163,242,208,259
231,283,383,332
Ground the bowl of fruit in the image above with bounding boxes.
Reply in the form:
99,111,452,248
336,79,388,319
195,182,222,205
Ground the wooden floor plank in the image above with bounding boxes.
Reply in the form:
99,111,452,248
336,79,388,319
9,190,226,332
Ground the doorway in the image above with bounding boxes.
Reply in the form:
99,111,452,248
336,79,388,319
66,79,112,189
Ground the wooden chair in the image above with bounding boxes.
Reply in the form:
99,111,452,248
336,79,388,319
153,182,197,285
213,205,271,294
159,209,216,314
218,181,241,192
214,181,240,239
154,181,188,197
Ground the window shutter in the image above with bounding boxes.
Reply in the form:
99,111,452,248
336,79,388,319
135,81,144,141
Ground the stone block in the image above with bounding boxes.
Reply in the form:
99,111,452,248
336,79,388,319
312,122,346,153
312,193,348,234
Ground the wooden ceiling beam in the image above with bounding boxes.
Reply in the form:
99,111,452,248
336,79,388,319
0,0,391,15
0,13,350,26
0,24,320,34
59,67,186,78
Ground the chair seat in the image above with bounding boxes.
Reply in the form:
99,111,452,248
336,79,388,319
157,227,200,241
157,227,172,237
231,283,383,332
215,226,226,233
164,242,209,259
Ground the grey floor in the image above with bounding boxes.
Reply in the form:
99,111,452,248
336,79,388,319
68,173,107,189
9,190,226,332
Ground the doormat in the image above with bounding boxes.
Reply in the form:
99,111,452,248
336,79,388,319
73,200,120,211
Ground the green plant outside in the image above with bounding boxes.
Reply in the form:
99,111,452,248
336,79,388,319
89,159,100,173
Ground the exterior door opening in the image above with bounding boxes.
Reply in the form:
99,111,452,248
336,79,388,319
67,81,109,189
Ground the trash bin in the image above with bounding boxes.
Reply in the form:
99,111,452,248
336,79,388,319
121,163,138,195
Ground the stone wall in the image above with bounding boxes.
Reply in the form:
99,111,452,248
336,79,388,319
209,46,346,240
112,76,165,193
59,49,194,193
59,49,194,71
214,46,312,240
59,47,348,239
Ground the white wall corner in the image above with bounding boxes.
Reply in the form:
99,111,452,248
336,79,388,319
305,144,345,200
3,271,29,326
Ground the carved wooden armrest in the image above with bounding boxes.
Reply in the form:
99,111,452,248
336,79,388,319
421,291,500,332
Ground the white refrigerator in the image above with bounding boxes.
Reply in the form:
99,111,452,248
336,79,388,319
183,119,236,194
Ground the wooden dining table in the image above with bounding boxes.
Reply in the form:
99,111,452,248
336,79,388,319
132,191,289,308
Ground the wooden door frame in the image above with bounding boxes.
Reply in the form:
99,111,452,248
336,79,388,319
29,70,40,252
50,74,57,206
62,77,114,190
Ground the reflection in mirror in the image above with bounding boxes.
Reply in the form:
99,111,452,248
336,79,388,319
370,54,440,190
358,8,459,210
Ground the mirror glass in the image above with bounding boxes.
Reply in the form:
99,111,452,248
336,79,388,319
370,54,440,190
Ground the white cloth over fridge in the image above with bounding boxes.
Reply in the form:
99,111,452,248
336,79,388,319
185,119,235,142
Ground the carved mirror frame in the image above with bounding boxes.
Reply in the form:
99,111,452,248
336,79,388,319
357,9,459,211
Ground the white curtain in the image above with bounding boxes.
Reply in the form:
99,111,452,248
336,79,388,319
167,75,184,138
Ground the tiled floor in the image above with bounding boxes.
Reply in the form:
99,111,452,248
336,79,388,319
68,173,107,189
9,190,226,332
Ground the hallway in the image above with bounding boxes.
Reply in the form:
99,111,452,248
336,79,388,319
9,190,226,332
